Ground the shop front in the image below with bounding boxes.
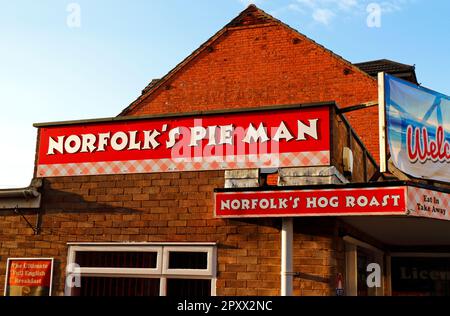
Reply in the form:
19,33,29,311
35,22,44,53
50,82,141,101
215,182,450,296
1,4,449,297
2,100,448,296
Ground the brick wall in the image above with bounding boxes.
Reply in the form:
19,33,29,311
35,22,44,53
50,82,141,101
0,171,281,296
0,171,349,296
293,218,343,296
126,23,379,161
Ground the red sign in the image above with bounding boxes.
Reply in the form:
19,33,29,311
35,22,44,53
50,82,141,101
4,258,54,296
215,187,407,218
36,106,330,177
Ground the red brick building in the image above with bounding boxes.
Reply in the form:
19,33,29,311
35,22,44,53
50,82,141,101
1,5,449,297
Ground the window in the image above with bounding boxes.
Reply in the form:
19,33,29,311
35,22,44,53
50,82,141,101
168,252,208,269
166,279,211,297
344,236,384,296
78,277,160,297
391,255,450,296
66,243,216,296
356,247,378,296
76,251,158,269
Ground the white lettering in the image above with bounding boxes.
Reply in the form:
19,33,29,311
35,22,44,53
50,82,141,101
243,123,269,144
241,199,250,210
97,133,110,152
306,197,317,208
219,124,234,145
391,195,401,206
231,200,240,210
346,196,356,207
369,196,380,207
128,131,141,150
64,135,81,154
297,119,318,140
260,199,269,209
80,134,96,153
357,196,368,207
189,126,207,147
329,196,339,208
207,126,217,146
278,198,288,209
166,127,180,149
47,136,65,155
143,130,161,149
111,132,128,151
221,200,230,210
273,121,294,142
318,197,328,208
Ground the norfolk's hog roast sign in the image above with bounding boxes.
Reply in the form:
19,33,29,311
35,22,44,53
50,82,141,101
215,184,450,220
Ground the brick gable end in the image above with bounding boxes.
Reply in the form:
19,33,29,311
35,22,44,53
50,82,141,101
123,5,380,161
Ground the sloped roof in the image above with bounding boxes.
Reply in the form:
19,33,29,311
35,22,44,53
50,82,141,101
141,79,160,95
226,4,278,27
119,4,375,116
354,59,418,84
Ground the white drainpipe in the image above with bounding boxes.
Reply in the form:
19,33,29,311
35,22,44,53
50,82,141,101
281,218,293,296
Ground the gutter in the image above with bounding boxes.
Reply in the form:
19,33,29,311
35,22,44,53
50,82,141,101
0,178,42,210
0,188,40,199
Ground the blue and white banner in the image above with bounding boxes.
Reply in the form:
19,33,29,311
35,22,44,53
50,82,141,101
384,74,450,183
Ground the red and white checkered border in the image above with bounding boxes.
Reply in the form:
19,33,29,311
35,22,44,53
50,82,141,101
37,151,330,178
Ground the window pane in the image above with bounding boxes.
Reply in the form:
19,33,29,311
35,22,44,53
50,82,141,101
168,252,208,269
73,277,160,296
75,251,157,268
356,247,377,297
392,257,450,296
357,252,369,297
166,279,211,297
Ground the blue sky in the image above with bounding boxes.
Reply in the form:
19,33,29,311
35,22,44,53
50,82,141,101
0,0,449,188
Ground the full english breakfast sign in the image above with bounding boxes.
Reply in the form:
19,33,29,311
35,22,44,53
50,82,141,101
35,106,330,177
4,258,54,296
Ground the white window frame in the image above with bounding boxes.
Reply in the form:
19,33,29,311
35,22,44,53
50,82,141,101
162,246,216,276
343,236,385,297
65,242,217,296
67,245,163,277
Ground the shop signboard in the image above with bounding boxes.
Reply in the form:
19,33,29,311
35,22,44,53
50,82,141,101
4,258,54,296
407,186,450,221
215,184,450,220
215,186,406,218
35,106,330,177
379,73,450,183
